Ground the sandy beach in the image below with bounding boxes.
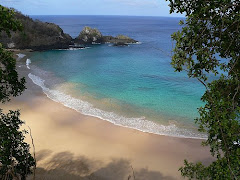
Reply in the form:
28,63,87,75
1,54,213,180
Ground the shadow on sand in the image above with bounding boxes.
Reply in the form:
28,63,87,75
27,150,177,180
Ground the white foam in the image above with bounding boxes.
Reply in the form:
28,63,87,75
16,53,26,60
28,73,207,139
69,47,85,50
108,42,142,47
127,42,142,45
56,47,90,51
26,59,31,69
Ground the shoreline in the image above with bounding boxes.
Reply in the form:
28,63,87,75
29,71,206,140
2,51,213,179
33,71,208,140
25,51,205,140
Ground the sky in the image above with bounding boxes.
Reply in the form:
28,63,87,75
0,0,184,17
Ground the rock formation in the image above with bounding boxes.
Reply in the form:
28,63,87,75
0,7,138,50
74,27,138,45
103,34,138,44
74,27,103,44
112,42,129,46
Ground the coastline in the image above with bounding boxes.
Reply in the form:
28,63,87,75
2,52,213,179
25,49,206,140
28,72,206,140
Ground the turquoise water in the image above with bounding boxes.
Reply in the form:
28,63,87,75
28,16,206,138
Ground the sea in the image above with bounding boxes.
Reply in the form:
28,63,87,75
26,15,207,139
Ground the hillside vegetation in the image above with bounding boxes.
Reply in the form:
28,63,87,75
0,9,72,50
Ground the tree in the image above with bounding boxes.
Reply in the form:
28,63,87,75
0,6,22,37
0,5,35,180
0,5,25,103
0,110,35,179
167,0,240,179
0,45,26,103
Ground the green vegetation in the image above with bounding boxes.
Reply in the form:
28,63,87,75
168,0,240,179
0,5,35,180
0,6,22,37
0,7,71,50
116,35,131,40
76,26,103,44
0,46,25,103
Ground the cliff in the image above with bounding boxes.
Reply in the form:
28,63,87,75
0,11,72,50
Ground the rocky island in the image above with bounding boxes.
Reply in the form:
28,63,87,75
0,10,138,50
74,26,103,44
74,26,138,46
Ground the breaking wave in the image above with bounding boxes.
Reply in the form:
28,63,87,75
28,73,206,139
16,53,26,60
26,59,31,69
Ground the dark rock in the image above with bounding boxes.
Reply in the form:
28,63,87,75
112,42,128,46
103,35,138,44
69,44,85,49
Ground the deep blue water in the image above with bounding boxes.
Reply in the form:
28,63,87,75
28,15,206,138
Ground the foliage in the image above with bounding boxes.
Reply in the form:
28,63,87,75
0,4,35,180
168,0,240,179
0,110,35,180
0,8,71,50
116,35,131,40
0,6,22,37
0,45,26,103
0,5,26,103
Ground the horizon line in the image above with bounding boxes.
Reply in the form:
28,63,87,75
28,14,184,18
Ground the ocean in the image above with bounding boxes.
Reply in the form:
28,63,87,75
27,15,206,138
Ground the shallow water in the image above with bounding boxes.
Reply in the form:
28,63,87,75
28,15,206,138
